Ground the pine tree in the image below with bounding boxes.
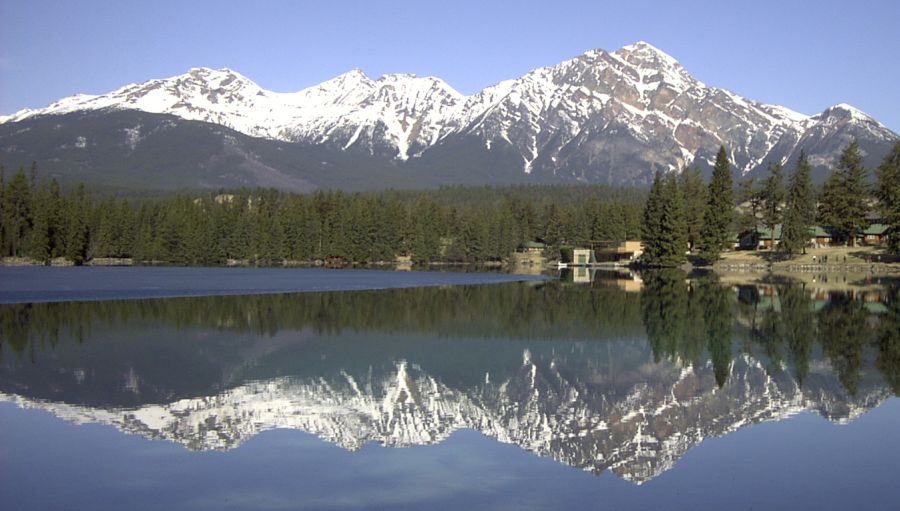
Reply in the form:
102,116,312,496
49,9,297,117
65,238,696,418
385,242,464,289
541,203,564,251
0,164,5,256
4,168,31,257
410,198,441,263
656,173,688,266
735,177,761,235
63,184,89,263
761,161,785,246
876,141,900,253
818,140,869,245
640,171,664,263
698,146,735,263
24,182,51,262
46,180,64,258
780,151,816,255
93,198,118,258
679,166,706,252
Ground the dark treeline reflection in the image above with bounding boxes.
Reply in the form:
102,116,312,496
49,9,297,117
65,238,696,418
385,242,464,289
638,271,900,395
2,275,899,403
641,272,742,388
0,281,644,355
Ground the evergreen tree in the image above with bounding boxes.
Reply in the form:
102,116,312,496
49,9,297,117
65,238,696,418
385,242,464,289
640,171,664,264
541,203,564,251
679,166,706,252
780,151,816,255
93,198,118,258
735,177,762,235
460,214,485,262
698,146,735,263
24,182,52,263
761,161,785,246
607,202,629,242
876,141,900,253
3,168,31,257
410,198,441,263
818,140,869,245
640,172,687,266
0,164,5,256
63,184,89,263
657,173,688,265
46,180,64,258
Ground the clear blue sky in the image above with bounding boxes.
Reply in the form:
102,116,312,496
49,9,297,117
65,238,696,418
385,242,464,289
1,0,898,131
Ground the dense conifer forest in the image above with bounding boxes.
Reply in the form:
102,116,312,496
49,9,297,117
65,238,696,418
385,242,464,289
2,140,898,267
0,164,643,265
639,141,900,265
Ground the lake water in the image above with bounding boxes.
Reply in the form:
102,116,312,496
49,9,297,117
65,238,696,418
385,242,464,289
1,268,899,510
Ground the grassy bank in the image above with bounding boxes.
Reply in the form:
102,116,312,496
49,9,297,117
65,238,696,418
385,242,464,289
712,246,900,274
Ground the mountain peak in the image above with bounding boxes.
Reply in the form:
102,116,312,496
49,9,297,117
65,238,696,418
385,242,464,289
825,102,873,119
616,41,680,66
307,69,375,96
341,67,369,79
320,68,372,87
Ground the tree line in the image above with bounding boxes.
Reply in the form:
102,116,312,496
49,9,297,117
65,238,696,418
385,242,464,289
3,138,898,267
0,164,643,265
641,140,900,265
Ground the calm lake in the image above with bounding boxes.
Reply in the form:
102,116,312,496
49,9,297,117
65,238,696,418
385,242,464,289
1,267,899,510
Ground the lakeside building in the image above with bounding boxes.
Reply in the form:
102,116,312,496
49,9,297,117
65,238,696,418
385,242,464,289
737,222,888,250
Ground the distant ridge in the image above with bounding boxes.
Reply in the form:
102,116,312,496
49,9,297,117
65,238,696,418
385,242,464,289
1,42,896,190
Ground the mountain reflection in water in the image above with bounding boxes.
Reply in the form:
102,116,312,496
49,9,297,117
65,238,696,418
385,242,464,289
1,272,898,484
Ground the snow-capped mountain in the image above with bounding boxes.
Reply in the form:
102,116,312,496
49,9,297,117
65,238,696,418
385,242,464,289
0,67,466,161
0,42,896,189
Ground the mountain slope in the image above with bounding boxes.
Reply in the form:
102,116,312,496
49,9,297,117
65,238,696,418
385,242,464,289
1,42,896,189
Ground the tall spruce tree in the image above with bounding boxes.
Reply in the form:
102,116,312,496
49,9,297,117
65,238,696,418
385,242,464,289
24,182,52,262
63,184,89,263
640,172,687,266
780,151,816,255
698,146,735,263
657,173,688,265
761,161,785,246
4,169,31,257
735,177,761,235
679,166,706,252
640,171,664,264
0,164,5,256
876,141,900,253
818,140,870,245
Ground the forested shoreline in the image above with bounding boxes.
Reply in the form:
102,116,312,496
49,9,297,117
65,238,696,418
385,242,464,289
0,165,643,266
2,138,898,268
640,140,900,265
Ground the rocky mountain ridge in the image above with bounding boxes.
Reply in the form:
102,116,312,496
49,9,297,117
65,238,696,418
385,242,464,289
1,42,896,188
